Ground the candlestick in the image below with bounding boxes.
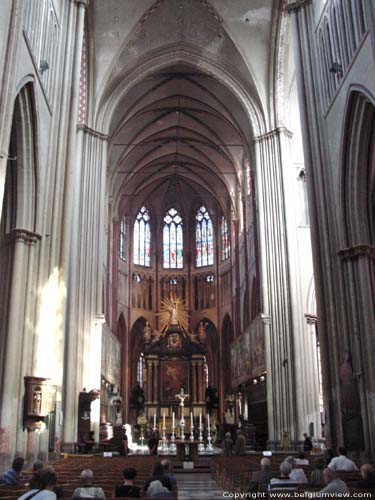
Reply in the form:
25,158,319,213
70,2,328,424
170,411,176,454
206,413,213,452
161,413,168,453
153,413,156,431
198,412,204,453
190,411,194,442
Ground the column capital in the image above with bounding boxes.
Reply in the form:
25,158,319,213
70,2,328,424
0,228,42,248
254,127,293,143
338,244,375,261
286,0,311,14
74,0,89,7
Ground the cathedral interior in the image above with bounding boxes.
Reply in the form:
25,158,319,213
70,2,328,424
0,0,374,470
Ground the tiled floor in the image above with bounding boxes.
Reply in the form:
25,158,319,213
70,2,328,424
177,472,225,500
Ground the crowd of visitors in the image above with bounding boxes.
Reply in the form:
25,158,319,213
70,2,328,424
245,444,375,496
1,457,178,499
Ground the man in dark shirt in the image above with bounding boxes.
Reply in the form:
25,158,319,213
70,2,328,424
115,467,140,498
3,457,24,485
303,433,313,452
148,431,159,455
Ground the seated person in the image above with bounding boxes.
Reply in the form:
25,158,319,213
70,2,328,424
146,480,171,499
115,467,140,498
310,458,325,486
82,431,95,453
4,457,25,486
19,469,57,500
29,467,64,499
355,464,375,489
328,446,359,471
269,462,299,491
284,457,308,484
161,460,177,489
148,431,159,456
316,468,349,495
72,470,105,499
295,452,309,465
247,457,273,493
144,462,172,492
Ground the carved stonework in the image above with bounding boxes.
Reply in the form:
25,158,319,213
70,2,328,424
0,229,42,249
338,245,375,261
305,313,317,325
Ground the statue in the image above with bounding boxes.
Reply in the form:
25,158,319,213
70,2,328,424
188,331,199,344
152,329,162,342
170,301,178,325
197,321,207,344
157,297,189,333
143,321,153,343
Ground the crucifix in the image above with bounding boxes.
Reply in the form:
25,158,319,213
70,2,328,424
175,387,189,440
175,387,189,407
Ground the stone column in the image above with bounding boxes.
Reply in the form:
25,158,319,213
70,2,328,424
191,361,197,403
286,0,342,449
146,359,153,403
197,361,203,403
153,360,159,403
0,230,41,457
59,0,88,444
254,128,297,442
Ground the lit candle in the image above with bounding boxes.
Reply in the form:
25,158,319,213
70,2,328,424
163,412,165,428
199,412,202,428
153,414,156,429
190,411,193,430
172,411,175,428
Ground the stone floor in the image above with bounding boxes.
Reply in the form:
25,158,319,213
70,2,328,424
177,472,225,500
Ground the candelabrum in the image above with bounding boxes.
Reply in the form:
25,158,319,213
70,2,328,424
170,423,176,453
190,423,194,442
198,423,204,452
161,424,168,453
206,424,213,452
180,416,186,441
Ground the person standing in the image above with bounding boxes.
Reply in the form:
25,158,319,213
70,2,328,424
303,433,313,452
234,429,246,456
222,432,234,456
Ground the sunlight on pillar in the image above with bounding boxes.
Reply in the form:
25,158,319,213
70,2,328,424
36,267,66,382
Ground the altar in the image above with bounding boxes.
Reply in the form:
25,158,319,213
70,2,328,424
140,298,208,424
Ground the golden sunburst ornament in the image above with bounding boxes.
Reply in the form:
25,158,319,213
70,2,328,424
157,297,189,333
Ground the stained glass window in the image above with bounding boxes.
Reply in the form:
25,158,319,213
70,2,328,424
119,218,126,261
195,206,214,267
163,208,183,268
133,206,151,266
221,215,231,261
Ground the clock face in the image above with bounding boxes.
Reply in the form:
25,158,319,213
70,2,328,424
167,333,182,350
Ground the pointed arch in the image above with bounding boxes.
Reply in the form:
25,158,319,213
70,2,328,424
163,207,183,269
195,205,214,267
341,89,375,245
133,206,151,266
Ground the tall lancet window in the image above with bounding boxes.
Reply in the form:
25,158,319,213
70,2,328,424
221,215,231,261
133,206,151,266
196,206,214,267
119,218,126,261
163,208,183,268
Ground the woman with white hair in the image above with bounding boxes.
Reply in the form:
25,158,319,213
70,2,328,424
146,480,171,498
72,470,105,499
